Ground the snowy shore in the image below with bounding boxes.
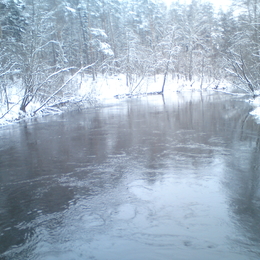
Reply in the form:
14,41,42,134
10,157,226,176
249,96,260,123
0,74,253,126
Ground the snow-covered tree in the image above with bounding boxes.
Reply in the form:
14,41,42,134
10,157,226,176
168,1,217,83
0,0,26,110
223,0,260,96
2,0,260,119
19,0,76,112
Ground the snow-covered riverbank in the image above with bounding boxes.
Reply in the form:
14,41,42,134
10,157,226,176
0,74,238,126
249,96,260,123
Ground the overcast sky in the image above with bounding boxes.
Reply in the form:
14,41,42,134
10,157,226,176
162,0,232,10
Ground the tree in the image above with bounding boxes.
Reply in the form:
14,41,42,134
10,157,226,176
19,0,76,112
0,0,26,111
224,0,260,96
3,0,259,120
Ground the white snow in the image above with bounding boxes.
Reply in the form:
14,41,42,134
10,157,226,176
250,107,260,116
0,73,255,126
98,42,114,56
65,6,76,13
90,28,108,39
249,96,260,122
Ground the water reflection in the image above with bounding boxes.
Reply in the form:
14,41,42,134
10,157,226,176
0,91,260,259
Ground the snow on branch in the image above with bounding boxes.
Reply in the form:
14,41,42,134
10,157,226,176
65,6,76,14
99,42,114,56
33,63,97,115
90,28,108,39
91,39,114,56
32,40,65,58
34,67,76,93
0,62,19,77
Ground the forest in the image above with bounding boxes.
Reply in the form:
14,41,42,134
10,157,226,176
0,0,260,120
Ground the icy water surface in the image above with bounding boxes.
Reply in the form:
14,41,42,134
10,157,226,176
1,91,260,260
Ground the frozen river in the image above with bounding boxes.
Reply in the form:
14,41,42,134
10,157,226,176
0,91,260,260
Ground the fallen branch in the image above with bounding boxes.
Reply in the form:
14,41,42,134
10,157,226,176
33,63,96,115
22,66,77,111
0,97,24,120
114,91,162,99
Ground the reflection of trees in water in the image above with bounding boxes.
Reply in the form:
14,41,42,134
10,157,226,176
100,93,242,194
1,92,259,257
132,93,260,257
130,92,248,176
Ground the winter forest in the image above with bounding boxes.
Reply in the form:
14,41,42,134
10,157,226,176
0,0,260,122
2,2,260,258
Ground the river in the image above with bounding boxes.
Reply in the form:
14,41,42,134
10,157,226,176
0,91,260,260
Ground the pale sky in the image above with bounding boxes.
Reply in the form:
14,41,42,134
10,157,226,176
162,0,232,10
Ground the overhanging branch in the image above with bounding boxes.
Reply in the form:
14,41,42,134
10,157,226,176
33,63,96,115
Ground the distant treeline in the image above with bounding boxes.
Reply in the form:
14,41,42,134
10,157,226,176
0,0,259,113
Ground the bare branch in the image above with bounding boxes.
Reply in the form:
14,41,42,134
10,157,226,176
33,63,97,115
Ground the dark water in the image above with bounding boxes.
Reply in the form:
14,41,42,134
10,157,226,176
1,91,260,260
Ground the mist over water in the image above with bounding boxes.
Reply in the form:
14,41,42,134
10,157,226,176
1,91,260,260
